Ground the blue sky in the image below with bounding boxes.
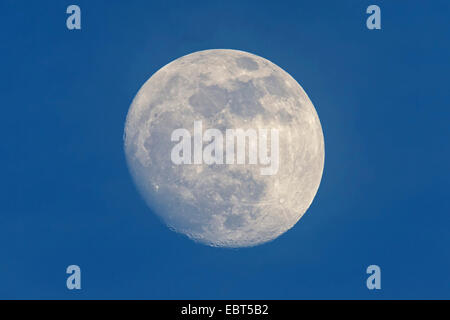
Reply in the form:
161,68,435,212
0,0,449,299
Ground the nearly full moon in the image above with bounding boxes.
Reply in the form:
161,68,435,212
124,49,324,247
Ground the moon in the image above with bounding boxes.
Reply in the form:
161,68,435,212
124,49,324,247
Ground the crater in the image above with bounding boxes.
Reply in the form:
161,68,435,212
188,80,266,119
189,85,228,117
262,74,288,97
228,80,265,118
236,56,259,71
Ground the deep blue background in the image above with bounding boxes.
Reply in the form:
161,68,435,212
0,0,449,299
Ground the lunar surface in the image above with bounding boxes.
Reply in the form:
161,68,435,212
124,49,324,247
